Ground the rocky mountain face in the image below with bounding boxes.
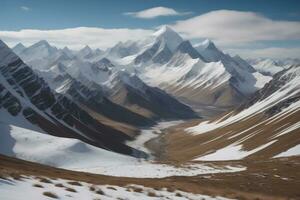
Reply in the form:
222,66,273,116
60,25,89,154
107,71,198,120
12,43,26,55
10,27,274,117
0,40,148,158
240,64,300,115
14,38,199,121
97,27,270,110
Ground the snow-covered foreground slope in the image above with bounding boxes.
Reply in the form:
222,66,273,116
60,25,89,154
0,122,135,168
0,176,233,200
0,122,245,178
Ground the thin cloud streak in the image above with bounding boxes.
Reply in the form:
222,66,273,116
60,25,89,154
20,6,30,11
226,47,300,59
124,7,192,19
0,27,153,50
171,10,300,46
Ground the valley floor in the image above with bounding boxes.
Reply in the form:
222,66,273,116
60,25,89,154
1,119,300,199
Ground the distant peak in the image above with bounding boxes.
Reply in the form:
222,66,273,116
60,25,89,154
0,39,8,48
95,48,103,54
14,43,25,48
202,39,216,49
153,25,178,36
82,45,92,50
98,57,111,63
195,39,218,52
35,40,50,47
79,45,92,54
233,54,242,59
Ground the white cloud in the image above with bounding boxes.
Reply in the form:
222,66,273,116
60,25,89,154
124,7,192,19
171,10,300,46
226,47,300,59
20,6,30,11
0,27,153,50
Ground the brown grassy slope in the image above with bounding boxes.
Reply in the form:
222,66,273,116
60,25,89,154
0,154,300,199
164,81,245,108
157,109,300,163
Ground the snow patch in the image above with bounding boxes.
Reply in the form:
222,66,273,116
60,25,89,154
273,144,300,158
194,140,277,161
0,176,234,200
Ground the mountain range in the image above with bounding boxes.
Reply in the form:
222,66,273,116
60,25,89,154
0,25,299,200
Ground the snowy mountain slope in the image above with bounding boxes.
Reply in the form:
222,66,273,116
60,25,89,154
12,43,26,55
140,46,271,107
112,27,271,108
29,45,198,121
40,71,155,127
153,26,183,52
0,122,244,178
0,122,137,169
194,39,224,62
12,26,271,113
160,65,300,162
247,58,300,76
106,70,198,119
61,46,75,58
76,45,103,60
103,26,183,66
105,40,141,59
0,39,149,157
194,39,269,95
16,40,73,70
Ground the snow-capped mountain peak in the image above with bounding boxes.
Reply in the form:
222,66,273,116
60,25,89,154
31,40,53,49
194,39,217,52
79,45,92,54
76,45,103,60
18,40,58,63
193,39,225,62
0,40,19,64
153,26,183,52
12,43,26,55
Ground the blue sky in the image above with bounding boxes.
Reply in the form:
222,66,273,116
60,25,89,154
1,0,300,30
0,0,300,58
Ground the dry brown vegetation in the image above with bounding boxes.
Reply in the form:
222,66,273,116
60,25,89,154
65,187,77,193
89,186,96,191
149,110,300,163
32,183,43,188
38,177,52,184
130,186,143,193
147,191,157,197
175,192,183,197
107,186,117,190
95,189,104,195
67,181,82,186
54,183,64,187
43,191,58,199
0,151,299,200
